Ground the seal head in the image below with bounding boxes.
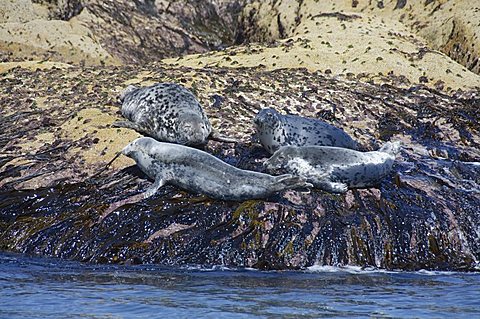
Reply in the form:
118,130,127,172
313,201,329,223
118,85,138,104
264,145,299,172
175,111,211,145
254,108,285,154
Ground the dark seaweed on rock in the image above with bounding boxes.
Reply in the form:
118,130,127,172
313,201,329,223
0,64,479,271
84,0,243,64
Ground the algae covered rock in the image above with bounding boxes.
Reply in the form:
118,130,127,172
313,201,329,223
0,63,479,271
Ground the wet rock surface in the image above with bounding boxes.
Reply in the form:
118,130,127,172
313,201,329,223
1,64,479,271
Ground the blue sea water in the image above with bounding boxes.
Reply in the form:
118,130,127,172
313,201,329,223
1,252,479,319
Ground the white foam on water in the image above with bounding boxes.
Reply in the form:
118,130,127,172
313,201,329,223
306,265,396,274
306,265,479,276
182,264,239,272
175,263,480,275
415,269,458,276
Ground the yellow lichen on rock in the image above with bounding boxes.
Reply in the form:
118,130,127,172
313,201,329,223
59,108,139,170
345,0,480,75
0,0,49,23
0,1,120,66
164,0,480,91
15,132,55,153
0,60,72,73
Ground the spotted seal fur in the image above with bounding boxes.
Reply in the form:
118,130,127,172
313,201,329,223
114,83,237,146
254,108,357,154
264,141,401,193
122,137,311,200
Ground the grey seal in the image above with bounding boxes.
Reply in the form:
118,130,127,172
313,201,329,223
264,141,401,193
114,83,237,146
253,108,357,154
122,137,311,201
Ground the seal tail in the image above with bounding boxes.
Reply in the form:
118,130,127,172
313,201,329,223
209,129,240,144
378,141,401,156
274,174,312,190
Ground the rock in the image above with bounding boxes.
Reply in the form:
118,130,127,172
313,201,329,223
0,0,479,271
0,63,478,271
0,0,245,65
164,0,480,92
32,0,83,20
0,0,119,65
235,0,480,75
0,0,50,23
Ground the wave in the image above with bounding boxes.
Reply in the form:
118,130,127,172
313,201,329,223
306,264,480,276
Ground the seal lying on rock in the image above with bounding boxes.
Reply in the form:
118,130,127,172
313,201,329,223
264,141,401,193
114,83,237,146
254,108,357,154
122,137,311,200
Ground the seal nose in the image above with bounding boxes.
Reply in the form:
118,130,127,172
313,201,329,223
121,144,132,156
193,132,206,143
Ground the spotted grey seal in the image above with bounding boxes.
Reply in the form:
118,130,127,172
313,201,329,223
253,108,357,154
264,141,401,193
122,137,311,200
114,83,237,146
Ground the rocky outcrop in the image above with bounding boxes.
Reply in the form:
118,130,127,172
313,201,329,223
0,63,478,271
2,0,478,88
80,0,245,64
0,0,479,271
235,0,480,75
0,0,244,65
0,0,119,65
32,0,83,20
166,0,480,92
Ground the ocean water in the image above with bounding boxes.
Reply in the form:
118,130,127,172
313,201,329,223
1,252,479,319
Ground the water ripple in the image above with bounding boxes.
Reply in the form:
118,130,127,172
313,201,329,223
1,253,479,318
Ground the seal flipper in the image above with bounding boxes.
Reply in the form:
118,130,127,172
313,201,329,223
274,174,312,189
144,177,166,198
112,120,145,131
209,129,240,144
318,181,348,193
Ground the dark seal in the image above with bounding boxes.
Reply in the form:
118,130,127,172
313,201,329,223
122,137,311,201
114,83,237,146
253,108,357,154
